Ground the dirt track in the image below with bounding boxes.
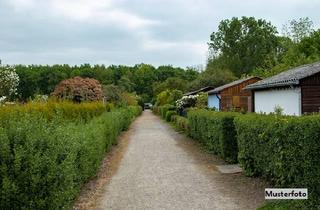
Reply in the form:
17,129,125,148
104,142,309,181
80,110,267,210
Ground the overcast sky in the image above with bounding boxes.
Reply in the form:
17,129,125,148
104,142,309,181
1,0,319,67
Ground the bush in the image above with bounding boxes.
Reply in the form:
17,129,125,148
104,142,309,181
160,105,176,119
51,76,103,102
0,101,106,124
165,110,177,122
172,115,190,132
188,109,239,163
0,106,141,210
234,114,320,208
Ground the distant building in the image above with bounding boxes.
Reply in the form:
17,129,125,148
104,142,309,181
183,86,215,96
208,77,261,111
245,62,320,116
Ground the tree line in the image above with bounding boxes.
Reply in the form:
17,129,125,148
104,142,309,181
1,17,319,104
11,64,199,103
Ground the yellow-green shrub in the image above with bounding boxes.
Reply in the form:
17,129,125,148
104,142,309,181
0,106,141,210
0,101,106,123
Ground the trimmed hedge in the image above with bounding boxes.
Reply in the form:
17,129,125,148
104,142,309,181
234,114,320,208
172,115,190,132
0,106,141,210
160,105,176,119
165,110,177,122
188,110,239,163
0,101,106,123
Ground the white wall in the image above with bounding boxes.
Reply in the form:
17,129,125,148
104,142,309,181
254,87,301,116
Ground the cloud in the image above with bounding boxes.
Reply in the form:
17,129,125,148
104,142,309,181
1,0,320,67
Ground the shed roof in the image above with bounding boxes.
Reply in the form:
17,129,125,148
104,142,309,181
184,86,214,96
245,62,320,90
208,77,260,95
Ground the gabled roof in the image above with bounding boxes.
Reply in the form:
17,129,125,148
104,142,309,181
184,86,214,96
245,62,320,90
208,77,260,95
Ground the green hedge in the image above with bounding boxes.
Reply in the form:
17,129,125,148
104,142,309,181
188,110,239,163
234,114,320,208
160,105,176,119
0,106,141,210
0,101,106,124
165,110,177,122
172,115,190,132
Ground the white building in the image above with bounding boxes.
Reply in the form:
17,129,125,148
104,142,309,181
245,62,320,116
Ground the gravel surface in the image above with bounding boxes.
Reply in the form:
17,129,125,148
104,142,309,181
96,110,267,210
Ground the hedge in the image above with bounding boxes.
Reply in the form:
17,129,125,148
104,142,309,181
160,105,175,119
0,106,141,210
234,114,320,208
171,115,190,132
188,110,239,163
165,110,177,122
0,101,106,123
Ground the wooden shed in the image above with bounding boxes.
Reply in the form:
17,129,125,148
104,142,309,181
184,86,215,96
207,77,261,112
245,62,320,115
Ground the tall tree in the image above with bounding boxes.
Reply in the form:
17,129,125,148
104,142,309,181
209,17,280,76
282,17,314,43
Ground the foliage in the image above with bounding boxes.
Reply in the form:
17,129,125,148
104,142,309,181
0,101,106,123
159,105,176,119
171,115,190,132
0,105,141,210
188,110,239,163
165,110,177,122
176,94,198,115
153,77,188,96
0,66,19,99
52,76,103,102
258,200,309,210
234,114,320,208
155,89,183,106
12,64,198,103
282,17,314,43
190,67,236,91
195,92,208,109
209,17,280,76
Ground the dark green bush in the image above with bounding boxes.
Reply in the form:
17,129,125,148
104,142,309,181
160,105,176,119
234,114,320,208
188,110,239,163
0,106,141,210
165,110,177,122
172,115,190,132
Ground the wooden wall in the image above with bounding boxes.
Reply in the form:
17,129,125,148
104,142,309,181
220,77,261,112
301,72,320,114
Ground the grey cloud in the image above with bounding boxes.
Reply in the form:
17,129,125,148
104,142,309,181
0,0,319,67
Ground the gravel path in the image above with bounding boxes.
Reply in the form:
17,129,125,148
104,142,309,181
96,110,267,210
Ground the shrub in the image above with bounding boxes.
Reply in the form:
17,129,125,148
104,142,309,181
234,114,320,208
0,66,19,98
188,109,239,163
172,115,190,132
51,76,103,102
0,101,106,124
165,110,177,122
0,106,141,210
160,105,176,119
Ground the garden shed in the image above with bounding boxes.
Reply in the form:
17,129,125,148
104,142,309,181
183,86,214,96
207,77,261,111
245,62,320,116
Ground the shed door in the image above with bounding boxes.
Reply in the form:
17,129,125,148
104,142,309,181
232,96,240,108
